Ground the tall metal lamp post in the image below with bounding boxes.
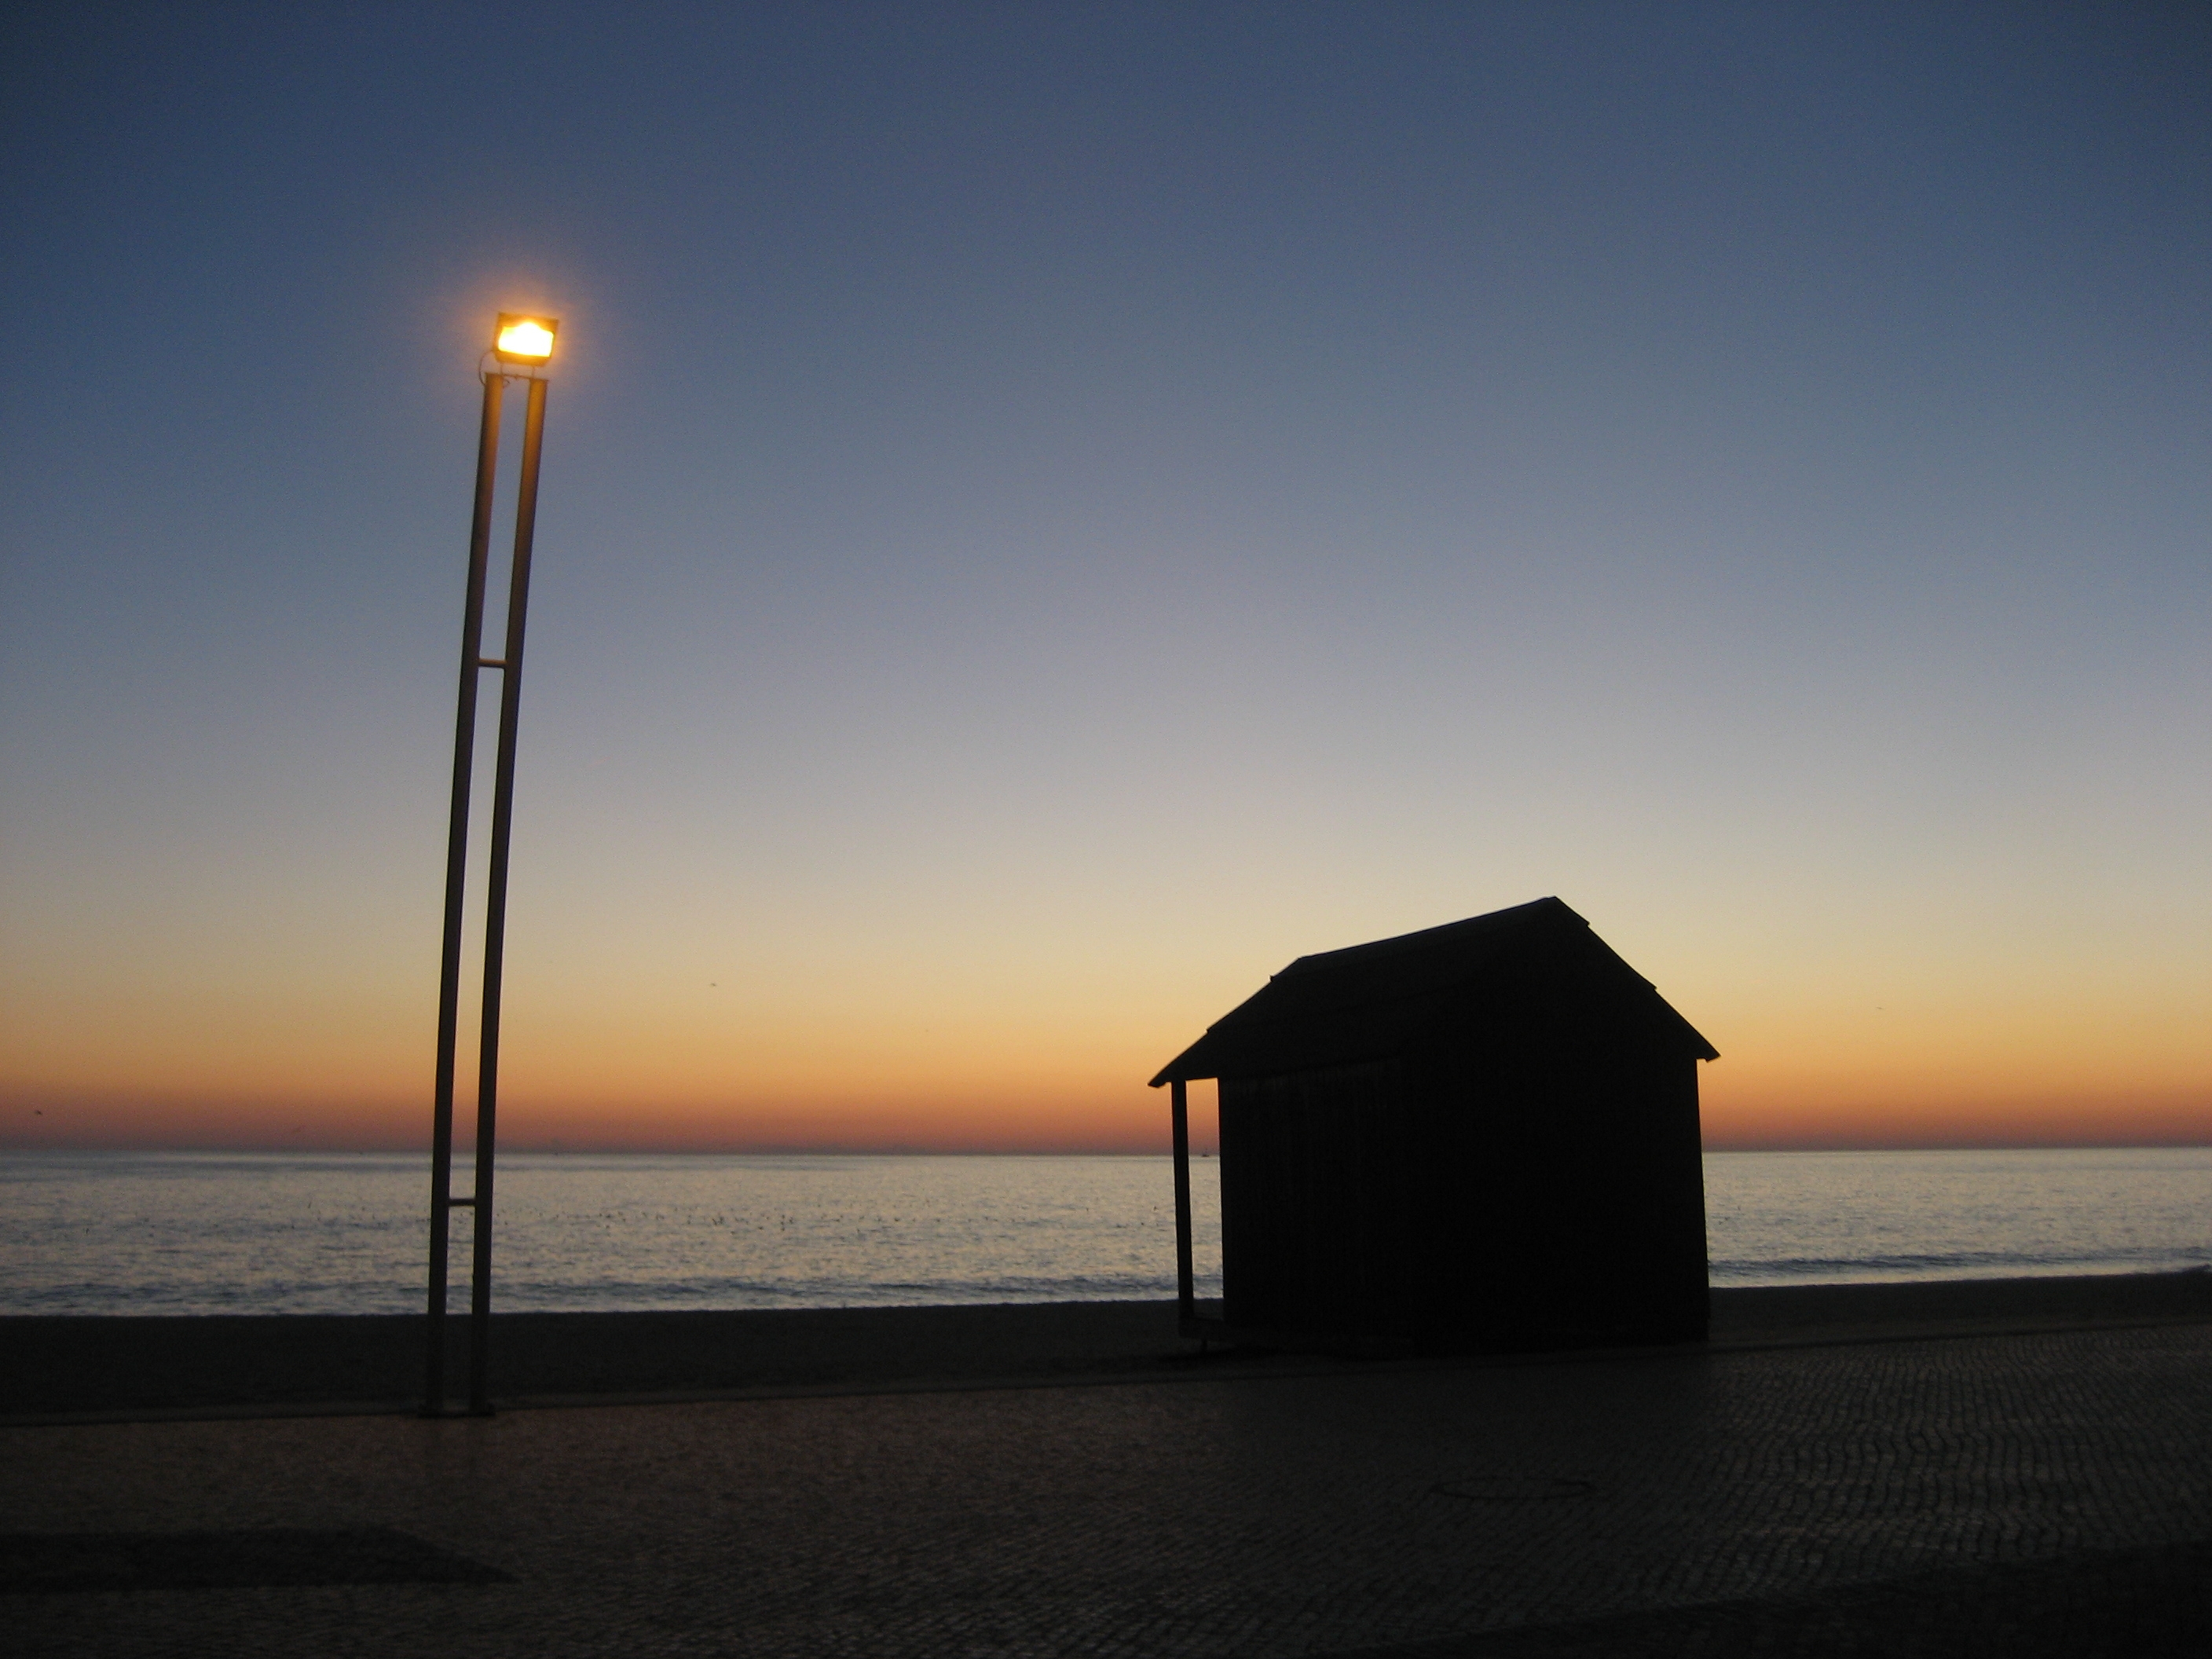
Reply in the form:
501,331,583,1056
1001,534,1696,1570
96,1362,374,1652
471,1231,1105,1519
424,313,558,1416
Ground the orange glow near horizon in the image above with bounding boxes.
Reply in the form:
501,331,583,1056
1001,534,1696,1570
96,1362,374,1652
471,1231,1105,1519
4,886,2204,1155
5,1005,2204,1155
4,1074,2205,1155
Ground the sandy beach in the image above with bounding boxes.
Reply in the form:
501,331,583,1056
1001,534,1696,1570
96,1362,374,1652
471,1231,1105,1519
6,1268,2209,1422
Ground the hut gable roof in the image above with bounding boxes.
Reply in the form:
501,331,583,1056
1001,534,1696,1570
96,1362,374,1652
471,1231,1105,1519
1148,897,1718,1086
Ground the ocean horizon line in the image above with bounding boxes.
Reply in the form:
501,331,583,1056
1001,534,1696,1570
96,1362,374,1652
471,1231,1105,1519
6,1141,2212,1159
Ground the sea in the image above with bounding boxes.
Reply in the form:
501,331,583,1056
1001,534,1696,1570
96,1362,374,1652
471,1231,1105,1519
2,1148,2209,1317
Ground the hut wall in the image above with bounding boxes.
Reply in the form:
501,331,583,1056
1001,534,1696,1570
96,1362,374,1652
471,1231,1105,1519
1400,1017,1707,1342
1216,1025,1705,1347
1218,1060,1410,1333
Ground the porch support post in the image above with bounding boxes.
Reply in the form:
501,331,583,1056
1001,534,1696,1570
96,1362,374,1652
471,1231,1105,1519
1170,1078,1195,1320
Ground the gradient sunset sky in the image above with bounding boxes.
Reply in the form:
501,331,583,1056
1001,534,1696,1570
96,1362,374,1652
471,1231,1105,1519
2,2,2206,1154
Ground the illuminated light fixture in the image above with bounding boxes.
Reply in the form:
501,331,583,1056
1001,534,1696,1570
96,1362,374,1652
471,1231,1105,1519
493,313,558,364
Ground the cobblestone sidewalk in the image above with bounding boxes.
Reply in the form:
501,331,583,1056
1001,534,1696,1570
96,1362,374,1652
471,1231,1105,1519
7,1324,2210,1657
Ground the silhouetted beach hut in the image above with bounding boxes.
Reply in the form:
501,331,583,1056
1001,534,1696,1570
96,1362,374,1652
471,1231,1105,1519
1150,898,1717,1352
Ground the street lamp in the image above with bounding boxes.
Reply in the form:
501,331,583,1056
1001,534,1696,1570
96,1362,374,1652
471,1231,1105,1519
424,311,559,1415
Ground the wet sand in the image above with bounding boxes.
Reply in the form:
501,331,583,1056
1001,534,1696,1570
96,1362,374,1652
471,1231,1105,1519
7,1269,2209,1421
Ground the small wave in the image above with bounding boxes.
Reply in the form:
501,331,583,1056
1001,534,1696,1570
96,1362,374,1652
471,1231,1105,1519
1712,1243,2212,1287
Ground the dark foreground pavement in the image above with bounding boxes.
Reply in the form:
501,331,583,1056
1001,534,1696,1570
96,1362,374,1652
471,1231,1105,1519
7,1321,2211,1657
9,1270,2211,1419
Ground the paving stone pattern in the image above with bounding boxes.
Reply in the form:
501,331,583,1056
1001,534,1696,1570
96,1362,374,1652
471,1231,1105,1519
1,1526,511,1593
1342,1538,2212,1657
7,1325,2210,1657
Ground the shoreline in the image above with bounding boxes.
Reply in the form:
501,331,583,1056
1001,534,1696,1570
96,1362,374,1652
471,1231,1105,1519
5,1268,2210,1423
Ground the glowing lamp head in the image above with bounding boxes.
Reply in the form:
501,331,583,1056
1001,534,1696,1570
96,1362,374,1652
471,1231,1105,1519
493,314,558,364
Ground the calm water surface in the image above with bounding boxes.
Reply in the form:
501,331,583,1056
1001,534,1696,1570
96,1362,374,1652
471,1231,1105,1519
2,1148,2207,1315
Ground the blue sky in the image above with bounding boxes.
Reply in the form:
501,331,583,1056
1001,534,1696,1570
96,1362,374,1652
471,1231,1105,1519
3,2,2206,1148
